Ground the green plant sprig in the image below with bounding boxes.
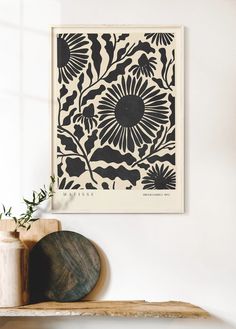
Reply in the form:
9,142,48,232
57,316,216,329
0,176,55,231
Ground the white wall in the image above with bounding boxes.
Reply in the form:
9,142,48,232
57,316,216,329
0,0,236,328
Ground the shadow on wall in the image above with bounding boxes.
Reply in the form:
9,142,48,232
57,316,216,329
0,316,236,329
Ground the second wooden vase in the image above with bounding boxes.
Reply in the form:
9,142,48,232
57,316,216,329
0,231,29,307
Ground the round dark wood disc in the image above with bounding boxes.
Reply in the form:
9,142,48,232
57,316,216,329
29,231,101,302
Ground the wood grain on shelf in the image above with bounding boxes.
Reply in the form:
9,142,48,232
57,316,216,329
0,300,210,318
0,219,60,249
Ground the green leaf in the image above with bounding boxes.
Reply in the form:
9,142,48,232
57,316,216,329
30,217,39,222
23,198,31,205
5,207,12,216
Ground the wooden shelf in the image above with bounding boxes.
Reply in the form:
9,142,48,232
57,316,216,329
0,301,209,318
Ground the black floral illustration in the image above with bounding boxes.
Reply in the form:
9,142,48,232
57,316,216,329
98,75,169,152
142,164,176,189
145,33,174,46
56,32,176,190
73,104,97,133
129,54,156,78
57,34,89,84
153,48,175,91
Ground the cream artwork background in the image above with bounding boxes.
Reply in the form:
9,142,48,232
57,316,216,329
51,26,184,213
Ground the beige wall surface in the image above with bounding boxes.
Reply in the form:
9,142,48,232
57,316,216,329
0,0,236,328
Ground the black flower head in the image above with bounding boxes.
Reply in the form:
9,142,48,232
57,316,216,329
98,76,169,152
75,104,97,133
142,164,176,190
145,33,174,46
57,34,89,84
129,54,157,78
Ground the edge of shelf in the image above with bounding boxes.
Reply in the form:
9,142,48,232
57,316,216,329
0,300,210,318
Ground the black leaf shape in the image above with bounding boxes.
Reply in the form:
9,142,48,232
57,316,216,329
86,63,93,83
159,48,167,78
117,42,129,61
147,154,175,165
65,180,74,189
58,162,63,177
117,34,129,42
102,34,114,66
62,107,77,126
88,34,102,78
58,133,77,153
91,145,136,165
60,85,68,98
73,124,84,140
85,129,98,155
102,182,109,189
72,183,81,189
150,125,165,152
166,128,175,143
57,146,62,153
81,85,105,107
168,94,175,127
128,41,155,56
59,177,66,189
152,78,166,89
137,162,150,170
66,157,86,177
126,185,133,190
86,183,97,189
104,58,132,83
77,73,84,92
94,166,140,186
62,90,77,111
167,146,175,151
138,144,148,158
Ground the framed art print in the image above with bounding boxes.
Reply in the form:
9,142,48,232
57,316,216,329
51,25,184,213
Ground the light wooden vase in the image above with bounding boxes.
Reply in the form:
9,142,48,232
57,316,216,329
0,231,29,307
